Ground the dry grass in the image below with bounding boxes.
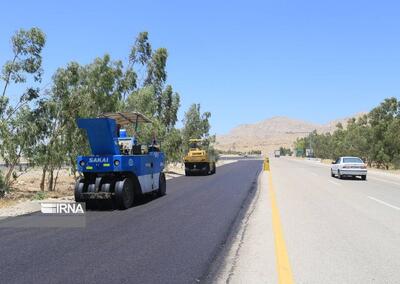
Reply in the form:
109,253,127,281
2,168,76,202
0,198,18,209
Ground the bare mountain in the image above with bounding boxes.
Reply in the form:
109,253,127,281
215,114,364,154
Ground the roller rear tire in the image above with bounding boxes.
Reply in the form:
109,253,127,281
115,178,134,210
74,178,85,202
158,173,166,196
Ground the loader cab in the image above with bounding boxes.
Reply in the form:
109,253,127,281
189,139,203,151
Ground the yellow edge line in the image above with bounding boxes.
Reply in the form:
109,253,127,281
268,171,295,284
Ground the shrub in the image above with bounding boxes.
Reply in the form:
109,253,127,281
33,191,46,200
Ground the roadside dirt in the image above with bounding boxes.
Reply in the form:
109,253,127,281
0,168,76,216
1,168,75,203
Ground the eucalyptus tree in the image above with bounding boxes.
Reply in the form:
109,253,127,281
182,103,211,143
0,27,46,189
125,32,182,161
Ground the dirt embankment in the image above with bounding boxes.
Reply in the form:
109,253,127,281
1,169,75,204
0,168,76,217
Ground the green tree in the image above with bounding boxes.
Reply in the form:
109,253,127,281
385,117,400,168
160,85,180,131
181,103,214,158
125,32,182,162
368,97,399,168
129,31,152,66
47,55,127,176
182,103,211,144
125,85,157,117
0,27,46,189
279,147,293,156
162,128,183,163
293,98,400,169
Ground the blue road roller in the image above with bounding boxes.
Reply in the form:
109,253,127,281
74,112,166,209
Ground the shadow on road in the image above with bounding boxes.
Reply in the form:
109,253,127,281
335,176,366,181
85,193,164,211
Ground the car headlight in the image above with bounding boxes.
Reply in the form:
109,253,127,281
114,160,120,166
79,160,85,167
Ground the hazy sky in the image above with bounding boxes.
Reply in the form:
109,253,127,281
1,0,399,134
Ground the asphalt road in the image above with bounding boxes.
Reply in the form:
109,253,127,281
0,159,262,284
270,157,400,283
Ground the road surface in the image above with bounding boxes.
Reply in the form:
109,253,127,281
0,159,261,284
269,157,400,283
1,157,400,284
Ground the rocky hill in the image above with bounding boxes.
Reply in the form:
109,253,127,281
215,114,364,154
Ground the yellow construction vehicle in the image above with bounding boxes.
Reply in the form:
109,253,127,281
183,138,216,176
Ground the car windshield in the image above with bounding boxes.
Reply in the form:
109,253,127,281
343,157,363,163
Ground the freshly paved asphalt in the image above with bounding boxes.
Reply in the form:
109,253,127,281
0,159,262,284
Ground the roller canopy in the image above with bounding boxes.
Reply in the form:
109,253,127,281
77,118,120,155
100,112,152,126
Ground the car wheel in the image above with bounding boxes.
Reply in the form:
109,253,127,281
337,170,342,179
331,170,334,177
115,178,134,210
185,170,191,176
361,175,367,181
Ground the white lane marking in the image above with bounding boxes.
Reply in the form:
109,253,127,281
368,176,400,187
368,196,400,211
328,180,341,186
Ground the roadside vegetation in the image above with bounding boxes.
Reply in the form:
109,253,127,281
295,97,400,169
278,147,292,156
0,27,212,196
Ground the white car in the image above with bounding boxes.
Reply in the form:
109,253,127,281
331,156,367,180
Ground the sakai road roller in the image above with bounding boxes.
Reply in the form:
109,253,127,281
74,112,166,209
183,138,216,176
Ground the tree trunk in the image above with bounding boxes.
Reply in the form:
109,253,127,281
52,168,60,192
69,155,77,177
40,166,47,192
48,168,54,191
4,149,22,188
4,163,16,188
